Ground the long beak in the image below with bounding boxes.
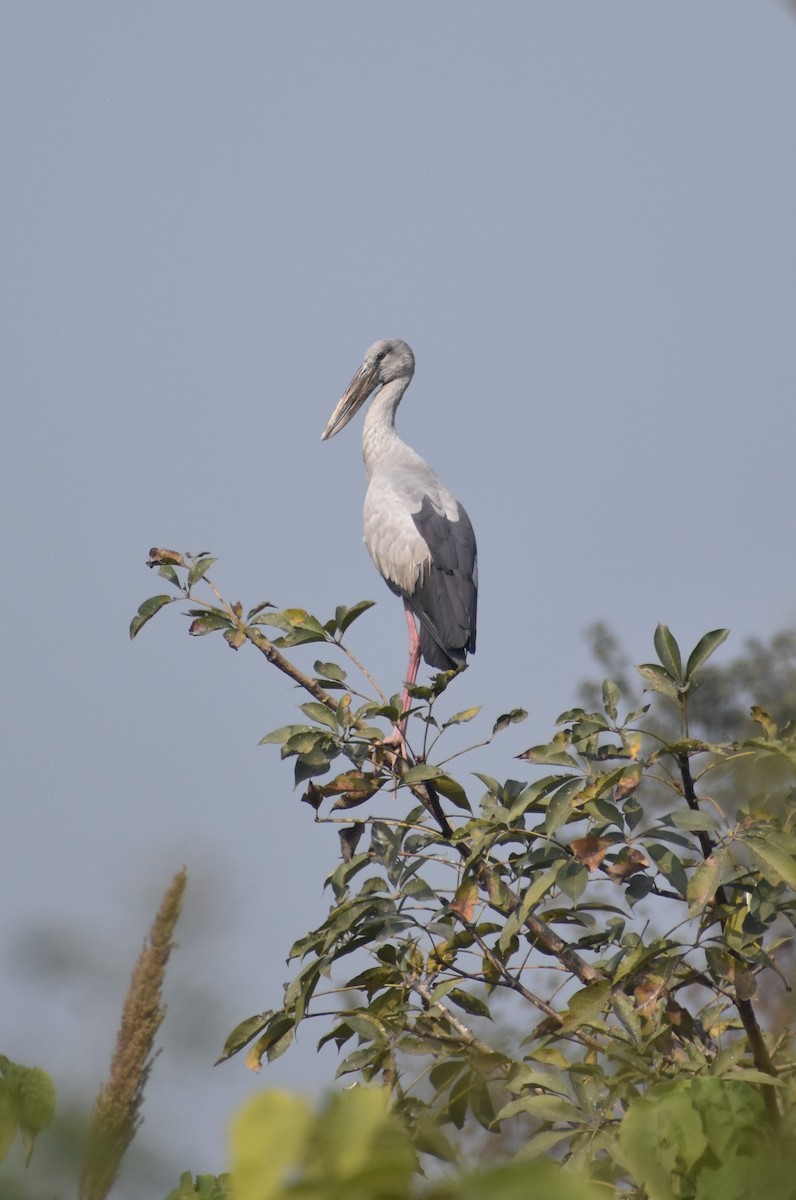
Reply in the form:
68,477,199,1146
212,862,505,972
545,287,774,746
321,362,380,440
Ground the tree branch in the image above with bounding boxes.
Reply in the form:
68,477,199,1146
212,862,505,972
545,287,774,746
677,752,779,1116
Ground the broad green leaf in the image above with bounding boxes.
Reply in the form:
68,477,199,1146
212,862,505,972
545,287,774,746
654,623,683,681
544,777,583,835
508,775,565,818
611,990,642,1045
517,742,579,768
618,1086,707,1200
556,860,588,902
259,723,312,746
646,844,688,896
518,867,558,919
230,1091,312,1200
299,701,339,731
314,659,347,682
708,1040,747,1078
434,773,472,812
0,1089,17,1162
446,988,492,1020
246,600,275,620
129,593,173,639
511,1127,575,1159
602,679,620,721
492,708,528,735
337,599,376,633
742,834,796,888
285,731,326,755
685,628,729,680
255,608,330,643
443,706,482,727
401,763,443,785
187,555,217,588
687,854,726,915
188,609,233,636
506,1093,584,1123
562,980,612,1030
669,809,717,831
635,662,679,700
157,562,181,588
215,1013,271,1064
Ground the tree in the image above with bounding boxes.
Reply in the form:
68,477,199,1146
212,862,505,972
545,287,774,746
5,549,795,1198
133,550,796,1197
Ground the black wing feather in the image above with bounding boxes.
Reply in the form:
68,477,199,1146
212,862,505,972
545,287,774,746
399,495,478,670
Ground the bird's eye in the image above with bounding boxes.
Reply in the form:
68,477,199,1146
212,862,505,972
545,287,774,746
376,349,386,362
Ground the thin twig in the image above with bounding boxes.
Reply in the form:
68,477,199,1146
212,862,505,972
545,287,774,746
450,915,606,1054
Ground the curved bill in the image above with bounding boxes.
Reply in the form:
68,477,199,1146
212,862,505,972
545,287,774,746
321,361,380,441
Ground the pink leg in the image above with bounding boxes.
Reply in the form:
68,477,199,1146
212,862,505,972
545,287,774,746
383,601,421,751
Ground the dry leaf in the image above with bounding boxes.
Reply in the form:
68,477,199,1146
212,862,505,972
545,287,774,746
448,879,479,922
605,847,649,882
339,823,365,862
570,836,614,871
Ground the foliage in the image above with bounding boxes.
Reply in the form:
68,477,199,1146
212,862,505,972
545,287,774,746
581,620,796,742
0,1055,55,1166
129,551,795,1197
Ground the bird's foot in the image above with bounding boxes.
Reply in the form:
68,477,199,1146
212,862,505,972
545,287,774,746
378,724,411,767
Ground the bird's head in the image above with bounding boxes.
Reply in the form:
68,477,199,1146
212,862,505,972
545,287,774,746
321,339,415,440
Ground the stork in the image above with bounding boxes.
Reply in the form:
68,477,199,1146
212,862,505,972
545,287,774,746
321,339,477,744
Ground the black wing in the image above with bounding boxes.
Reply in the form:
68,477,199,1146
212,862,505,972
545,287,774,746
402,494,478,671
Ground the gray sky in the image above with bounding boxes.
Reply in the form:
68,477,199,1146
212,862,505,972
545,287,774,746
3,2,796,1191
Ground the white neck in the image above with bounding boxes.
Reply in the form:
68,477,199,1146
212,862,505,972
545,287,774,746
361,378,410,479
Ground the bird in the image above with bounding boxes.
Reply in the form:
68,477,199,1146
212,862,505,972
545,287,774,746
321,338,477,743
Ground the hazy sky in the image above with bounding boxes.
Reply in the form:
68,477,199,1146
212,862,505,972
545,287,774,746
3,2,796,1191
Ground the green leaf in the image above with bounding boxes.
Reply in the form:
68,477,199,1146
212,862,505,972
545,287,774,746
492,708,528,735
562,980,612,1030
401,763,443,785
299,701,339,731
635,663,679,700
507,1093,584,1123
687,854,726,915
187,555,217,588
434,773,472,812
157,562,181,588
255,608,330,644
129,594,173,639
246,600,275,620
668,810,717,831
611,990,642,1045
188,609,233,636
518,868,558,918
544,777,583,835
229,1091,312,1200
742,833,796,888
259,723,313,746
337,599,376,634
314,660,347,682
654,623,683,681
556,860,588,902
517,742,579,768
646,843,688,896
444,706,482,727
685,628,729,680
618,1085,706,1200
446,988,493,1020
602,679,620,722
215,1013,271,1065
